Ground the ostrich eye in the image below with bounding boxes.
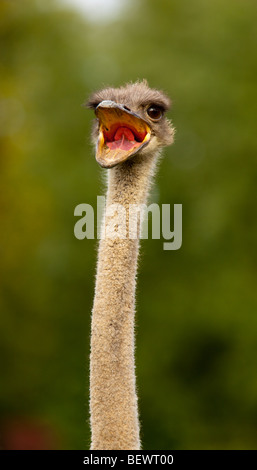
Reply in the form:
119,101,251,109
146,105,163,121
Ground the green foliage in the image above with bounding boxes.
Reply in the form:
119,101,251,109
0,0,257,449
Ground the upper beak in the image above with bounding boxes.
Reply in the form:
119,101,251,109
94,100,151,168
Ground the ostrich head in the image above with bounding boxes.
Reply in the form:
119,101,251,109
86,80,174,168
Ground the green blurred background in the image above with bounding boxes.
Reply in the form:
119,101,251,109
1,0,257,450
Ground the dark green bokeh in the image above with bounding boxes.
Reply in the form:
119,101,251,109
0,0,257,449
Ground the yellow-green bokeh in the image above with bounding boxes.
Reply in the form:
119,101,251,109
0,0,257,449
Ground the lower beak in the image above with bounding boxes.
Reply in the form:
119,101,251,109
95,101,151,168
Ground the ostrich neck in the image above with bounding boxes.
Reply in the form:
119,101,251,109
90,152,159,450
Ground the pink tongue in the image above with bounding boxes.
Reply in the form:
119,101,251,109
107,127,136,151
114,127,135,141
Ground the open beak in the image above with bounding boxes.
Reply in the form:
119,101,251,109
95,100,151,168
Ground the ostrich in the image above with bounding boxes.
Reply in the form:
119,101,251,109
86,80,174,450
